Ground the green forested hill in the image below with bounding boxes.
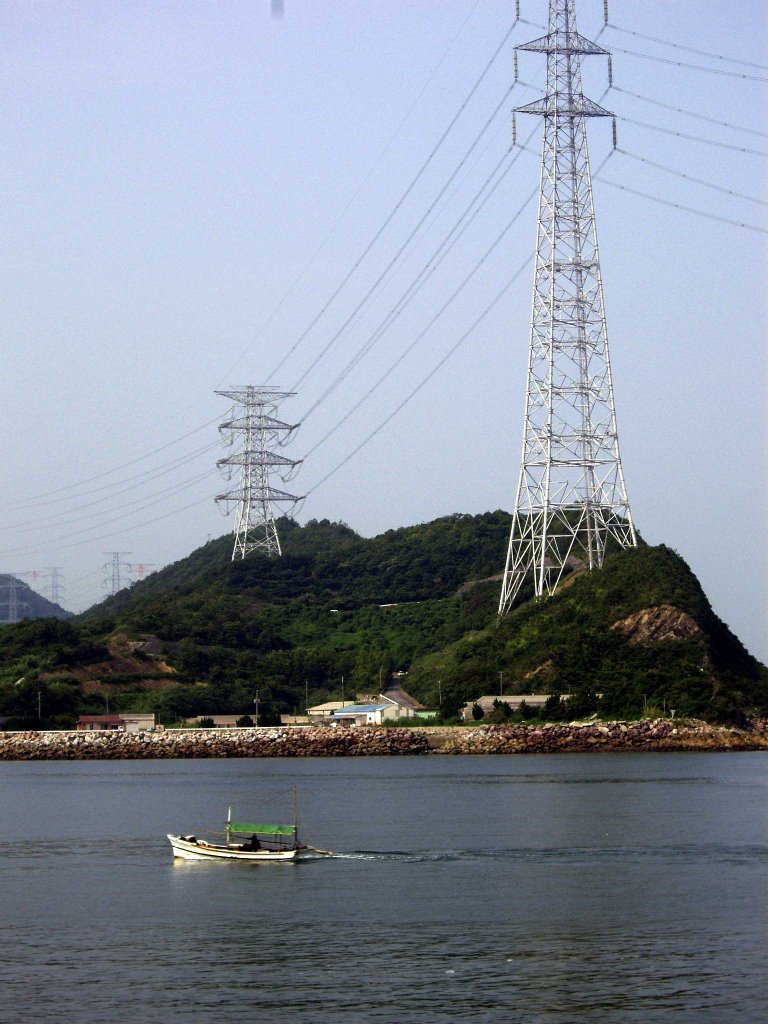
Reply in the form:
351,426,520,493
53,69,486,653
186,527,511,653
0,513,765,727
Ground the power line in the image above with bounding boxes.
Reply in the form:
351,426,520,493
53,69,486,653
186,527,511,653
305,255,533,497
8,491,218,562
0,469,217,558
618,116,768,157
614,148,768,208
0,456,221,535
606,22,768,72
608,44,768,83
268,16,523,384
0,439,221,519
0,412,226,510
305,184,539,459
216,0,483,386
609,85,768,139
595,176,768,235
301,134,537,424
290,83,518,392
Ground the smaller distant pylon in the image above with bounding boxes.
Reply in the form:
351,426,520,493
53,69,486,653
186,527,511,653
43,567,65,606
214,386,302,560
102,552,132,596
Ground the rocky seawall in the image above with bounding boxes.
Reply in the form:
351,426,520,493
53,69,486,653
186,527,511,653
0,720,766,760
0,726,431,760
437,719,768,754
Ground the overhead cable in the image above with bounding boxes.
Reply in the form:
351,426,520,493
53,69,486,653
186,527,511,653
290,83,517,392
302,132,539,423
0,458,221,535
268,16,522,383
608,44,768,83
0,491,217,561
215,0,484,386
614,149,768,207
0,412,226,509
305,184,539,458
610,85,768,139
606,22,768,72
0,440,221,516
0,469,218,557
305,255,532,497
618,116,768,157
595,177,768,234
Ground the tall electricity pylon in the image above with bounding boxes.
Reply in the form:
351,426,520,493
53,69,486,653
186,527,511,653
214,386,302,559
499,0,636,615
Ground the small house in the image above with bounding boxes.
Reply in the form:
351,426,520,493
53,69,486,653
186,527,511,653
120,713,156,734
460,694,569,721
306,701,346,722
77,715,126,731
330,703,395,727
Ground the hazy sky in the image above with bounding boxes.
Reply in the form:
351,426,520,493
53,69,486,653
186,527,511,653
0,1,765,660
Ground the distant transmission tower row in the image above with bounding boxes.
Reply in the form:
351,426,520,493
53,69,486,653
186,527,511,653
215,386,302,559
0,568,67,623
0,575,30,624
101,554,155,596
499,0,636,613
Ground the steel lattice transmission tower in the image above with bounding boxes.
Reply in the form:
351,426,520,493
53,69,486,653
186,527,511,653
102,552,132,596
499,0,636,615
0,574,30,624
215,386,302,560
43,567,65,606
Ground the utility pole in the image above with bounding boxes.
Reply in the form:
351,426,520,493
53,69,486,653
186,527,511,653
499,0,636,615
254,691,260,727
102,552,133,596
215,386,303,559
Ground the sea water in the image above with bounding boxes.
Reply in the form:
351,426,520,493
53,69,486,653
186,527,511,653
0,753,765,1023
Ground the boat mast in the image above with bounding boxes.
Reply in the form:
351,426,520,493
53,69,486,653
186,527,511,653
292,787,300,849
226,805,232,848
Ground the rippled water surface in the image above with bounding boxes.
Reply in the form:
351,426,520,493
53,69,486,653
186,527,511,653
1,753,766,1023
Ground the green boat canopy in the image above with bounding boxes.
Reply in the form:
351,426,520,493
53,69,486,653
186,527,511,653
228,822,295,836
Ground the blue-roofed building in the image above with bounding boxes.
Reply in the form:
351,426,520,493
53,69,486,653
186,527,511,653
330,703,395,727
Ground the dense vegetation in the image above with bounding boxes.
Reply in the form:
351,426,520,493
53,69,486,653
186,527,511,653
0,514,765,728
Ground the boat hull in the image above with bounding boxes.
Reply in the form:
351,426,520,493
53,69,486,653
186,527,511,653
167,834,298,862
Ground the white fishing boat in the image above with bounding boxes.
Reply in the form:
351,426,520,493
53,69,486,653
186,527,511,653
167,791,332,862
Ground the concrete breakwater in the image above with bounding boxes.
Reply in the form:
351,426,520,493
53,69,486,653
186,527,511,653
0,720,766,760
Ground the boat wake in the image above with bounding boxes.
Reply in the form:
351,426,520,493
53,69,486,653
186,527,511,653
323,844,768,865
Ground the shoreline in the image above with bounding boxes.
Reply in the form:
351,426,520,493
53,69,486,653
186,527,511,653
1,719,767,760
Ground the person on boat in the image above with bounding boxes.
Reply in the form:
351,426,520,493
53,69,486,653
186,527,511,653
246,835,261,850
